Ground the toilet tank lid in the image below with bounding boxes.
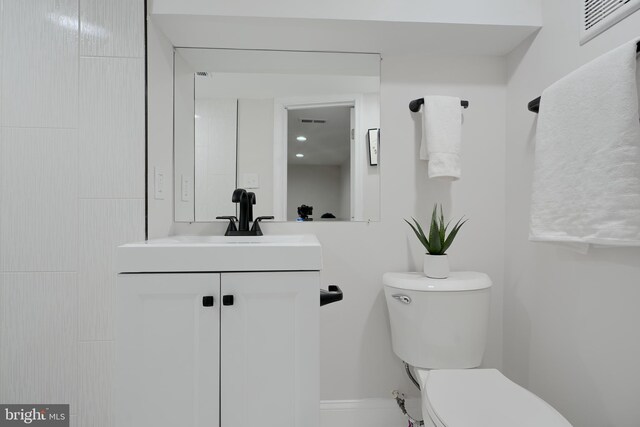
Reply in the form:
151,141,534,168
383,272,492,291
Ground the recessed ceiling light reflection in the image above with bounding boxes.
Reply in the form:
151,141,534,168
296,153,304,158
296,136,307,142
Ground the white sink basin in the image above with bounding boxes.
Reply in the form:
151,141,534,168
117,234,322,273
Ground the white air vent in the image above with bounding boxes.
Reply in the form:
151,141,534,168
581,0,640,44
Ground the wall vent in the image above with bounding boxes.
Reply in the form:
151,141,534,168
300,119,326,124
580,0,640,44
195,72,209,77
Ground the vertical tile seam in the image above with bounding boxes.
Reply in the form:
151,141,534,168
75,0,81,420
144,0,149,240
0,0,4,274
0,0,2,372
0,272,3,396
71,271,79,417
0,0,3,126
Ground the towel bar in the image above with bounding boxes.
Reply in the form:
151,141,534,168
409,98,469,113
527,41,640,113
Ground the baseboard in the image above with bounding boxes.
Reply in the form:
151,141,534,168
320,398,422,427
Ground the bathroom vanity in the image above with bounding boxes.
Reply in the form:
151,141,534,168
115,235,328,427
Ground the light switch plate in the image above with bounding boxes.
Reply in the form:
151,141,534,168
154,167,165,200
181,175,192,201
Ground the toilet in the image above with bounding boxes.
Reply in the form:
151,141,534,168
383,272,572,427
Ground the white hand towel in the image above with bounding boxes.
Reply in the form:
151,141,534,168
420,96,462,180
530,38,640,248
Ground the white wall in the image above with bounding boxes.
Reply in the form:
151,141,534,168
0,1,145,425
362,93,381,222
194,98,238,221
199,73,380,99
504,2,640,426
163,55,508,400
339,160,351,221
147,15,175,238
173,50,196,221
237,99,275,219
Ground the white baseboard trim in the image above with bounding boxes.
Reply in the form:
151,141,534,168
320,398,422,427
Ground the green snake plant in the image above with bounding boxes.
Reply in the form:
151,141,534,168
405,204,467,255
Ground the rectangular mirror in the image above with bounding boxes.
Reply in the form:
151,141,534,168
174,48,380,222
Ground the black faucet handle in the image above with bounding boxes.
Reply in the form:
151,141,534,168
216,216,238,236
247,192,256,204
231,188,247,203
216,215,237,222
250,216,274,236
245,192,256,222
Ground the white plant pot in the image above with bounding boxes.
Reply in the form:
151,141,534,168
423,254,449,279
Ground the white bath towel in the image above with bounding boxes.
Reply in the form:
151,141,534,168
420,96,462,180
530,39,640,248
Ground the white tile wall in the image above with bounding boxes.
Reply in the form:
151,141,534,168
0,273,78,411
1,0,78,128
79,57,145,198
0,0,146,423
78,199,145,340
0,9,3,124
80,0,145,58
0,128,78,272
78,342,114,427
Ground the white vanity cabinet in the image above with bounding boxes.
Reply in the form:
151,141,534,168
220,272,319,427
115,235,323,427
115,273,221,427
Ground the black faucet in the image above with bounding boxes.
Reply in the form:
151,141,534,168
216,188,274,236
233,188,254,231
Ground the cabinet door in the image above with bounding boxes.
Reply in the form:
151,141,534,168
116,273,220,427
221,272,320,427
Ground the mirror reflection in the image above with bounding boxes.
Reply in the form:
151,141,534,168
174,48,381,222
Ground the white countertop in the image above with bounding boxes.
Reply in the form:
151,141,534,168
117,234,322,273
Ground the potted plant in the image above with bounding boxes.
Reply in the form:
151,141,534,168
405,204,467,279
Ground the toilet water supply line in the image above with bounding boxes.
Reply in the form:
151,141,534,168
392,390,423,427
391,362,424,426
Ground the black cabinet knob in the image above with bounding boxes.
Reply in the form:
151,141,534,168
223,295,234,306
202,296,214,307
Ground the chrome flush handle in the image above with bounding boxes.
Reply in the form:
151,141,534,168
392,294,411,304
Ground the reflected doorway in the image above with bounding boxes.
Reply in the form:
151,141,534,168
286,104,354,221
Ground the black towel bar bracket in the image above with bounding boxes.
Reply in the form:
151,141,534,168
528,41,640,113
409,98,469,113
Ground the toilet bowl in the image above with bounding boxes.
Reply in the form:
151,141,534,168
383,272,572,427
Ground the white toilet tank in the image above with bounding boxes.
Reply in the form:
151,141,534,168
383,271,492,369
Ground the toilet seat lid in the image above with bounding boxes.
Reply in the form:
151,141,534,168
420,369,572,427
